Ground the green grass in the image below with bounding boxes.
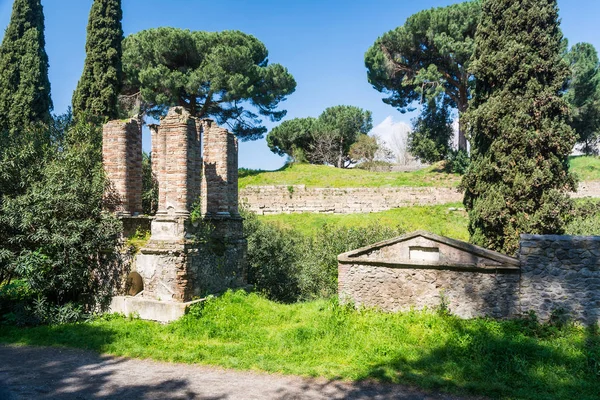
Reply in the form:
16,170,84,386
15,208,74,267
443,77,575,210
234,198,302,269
1,291,598,400
570,156,600,181
239,163,461,189
239,157,600,190
259,203,470,241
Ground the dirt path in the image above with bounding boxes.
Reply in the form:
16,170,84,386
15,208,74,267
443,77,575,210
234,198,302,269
0,345,483,400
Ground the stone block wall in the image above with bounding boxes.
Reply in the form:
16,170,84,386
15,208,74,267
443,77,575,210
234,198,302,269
240,182,600,215
201,119,239,217
339,233,600,324
240,185,463,214
339,264,520,319
519,234,600,324
102,119,143,215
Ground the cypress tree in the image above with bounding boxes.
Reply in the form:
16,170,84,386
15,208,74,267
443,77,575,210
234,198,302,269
72,0,123,121
462,0,576,255
0,0,52,134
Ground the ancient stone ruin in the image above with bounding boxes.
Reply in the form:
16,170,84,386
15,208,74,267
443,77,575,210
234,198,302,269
339,231,600,325
103,107,247,321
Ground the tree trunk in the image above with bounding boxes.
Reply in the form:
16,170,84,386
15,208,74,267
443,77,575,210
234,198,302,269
458,84,468,152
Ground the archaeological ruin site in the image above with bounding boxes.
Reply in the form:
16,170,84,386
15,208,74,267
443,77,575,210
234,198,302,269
103,107,247,321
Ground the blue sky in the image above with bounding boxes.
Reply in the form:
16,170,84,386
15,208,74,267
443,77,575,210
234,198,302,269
1,0,599,169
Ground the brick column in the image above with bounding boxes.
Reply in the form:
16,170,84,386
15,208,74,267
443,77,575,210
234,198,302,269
103,118,143,215
156,107,201,216
150,124,167,214
201,119,239,217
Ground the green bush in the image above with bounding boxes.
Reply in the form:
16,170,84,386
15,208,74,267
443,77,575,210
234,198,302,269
242,208,403,302
565,199,600,236
298,223,403,300
445,149,470,175
242,209,303,303
0,118,123,324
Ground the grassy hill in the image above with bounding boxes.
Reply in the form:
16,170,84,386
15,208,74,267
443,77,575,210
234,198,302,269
239,162,461,189
239,156,600,189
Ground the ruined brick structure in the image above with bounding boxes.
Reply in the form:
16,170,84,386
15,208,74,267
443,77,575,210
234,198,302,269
104,107,246,321
102,119,143,215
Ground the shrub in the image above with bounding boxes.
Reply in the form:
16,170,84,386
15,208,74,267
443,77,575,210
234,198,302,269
297,223,404,300
242,208,403,302
0,119,123,324
242,209,303,303
445,149,470,175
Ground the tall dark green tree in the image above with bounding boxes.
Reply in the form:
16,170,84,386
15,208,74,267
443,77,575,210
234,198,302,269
0,0,52,134
365,1,480,151
463,0,576,255
565,43,600,155
72,0,123,121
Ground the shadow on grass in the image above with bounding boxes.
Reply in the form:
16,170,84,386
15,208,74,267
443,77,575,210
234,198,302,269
0,323,475,400
347,313,600,400
0,324,209,400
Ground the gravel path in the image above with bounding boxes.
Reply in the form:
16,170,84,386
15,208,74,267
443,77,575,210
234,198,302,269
0,345,483,400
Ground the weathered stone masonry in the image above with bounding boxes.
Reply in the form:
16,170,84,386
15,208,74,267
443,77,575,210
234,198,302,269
241,183,600,215
104,107,246,320
339,231,600,324
519,235,600,324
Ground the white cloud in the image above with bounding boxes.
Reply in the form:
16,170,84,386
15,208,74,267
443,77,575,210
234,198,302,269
369,116,413,164
370,116,411,147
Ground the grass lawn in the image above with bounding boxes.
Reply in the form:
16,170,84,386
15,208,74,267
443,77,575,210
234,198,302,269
239,157,600,190
239,163,461,189
570,156,600,181
259,203,470,241
1,291,598,400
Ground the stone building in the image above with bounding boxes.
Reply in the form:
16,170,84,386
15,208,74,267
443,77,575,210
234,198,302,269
339,231,600,325
103,107,247,322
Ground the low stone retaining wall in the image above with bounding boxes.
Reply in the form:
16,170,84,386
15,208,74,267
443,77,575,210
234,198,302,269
241,182,600,215
338,232,600,324
240,185,462,214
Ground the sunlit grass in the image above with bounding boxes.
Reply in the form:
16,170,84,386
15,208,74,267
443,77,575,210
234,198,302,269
570,156,600,181
238,157,600,190
239,162,461,189
1,291,598,400
259,203,470,241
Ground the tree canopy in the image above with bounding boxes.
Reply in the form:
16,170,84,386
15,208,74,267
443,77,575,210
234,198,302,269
565,42,600,155
408,97,454,164
266,105,373,168
463,0,576,255
365,0,480,151
122,27,296,140
0,0,52,134
72,0,124,121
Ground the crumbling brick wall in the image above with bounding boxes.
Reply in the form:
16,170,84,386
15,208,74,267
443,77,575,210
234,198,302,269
153,108,202,216
201,119,239,218
102,118,142,215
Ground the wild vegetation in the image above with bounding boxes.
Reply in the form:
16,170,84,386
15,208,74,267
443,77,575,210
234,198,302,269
0,0,52,134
